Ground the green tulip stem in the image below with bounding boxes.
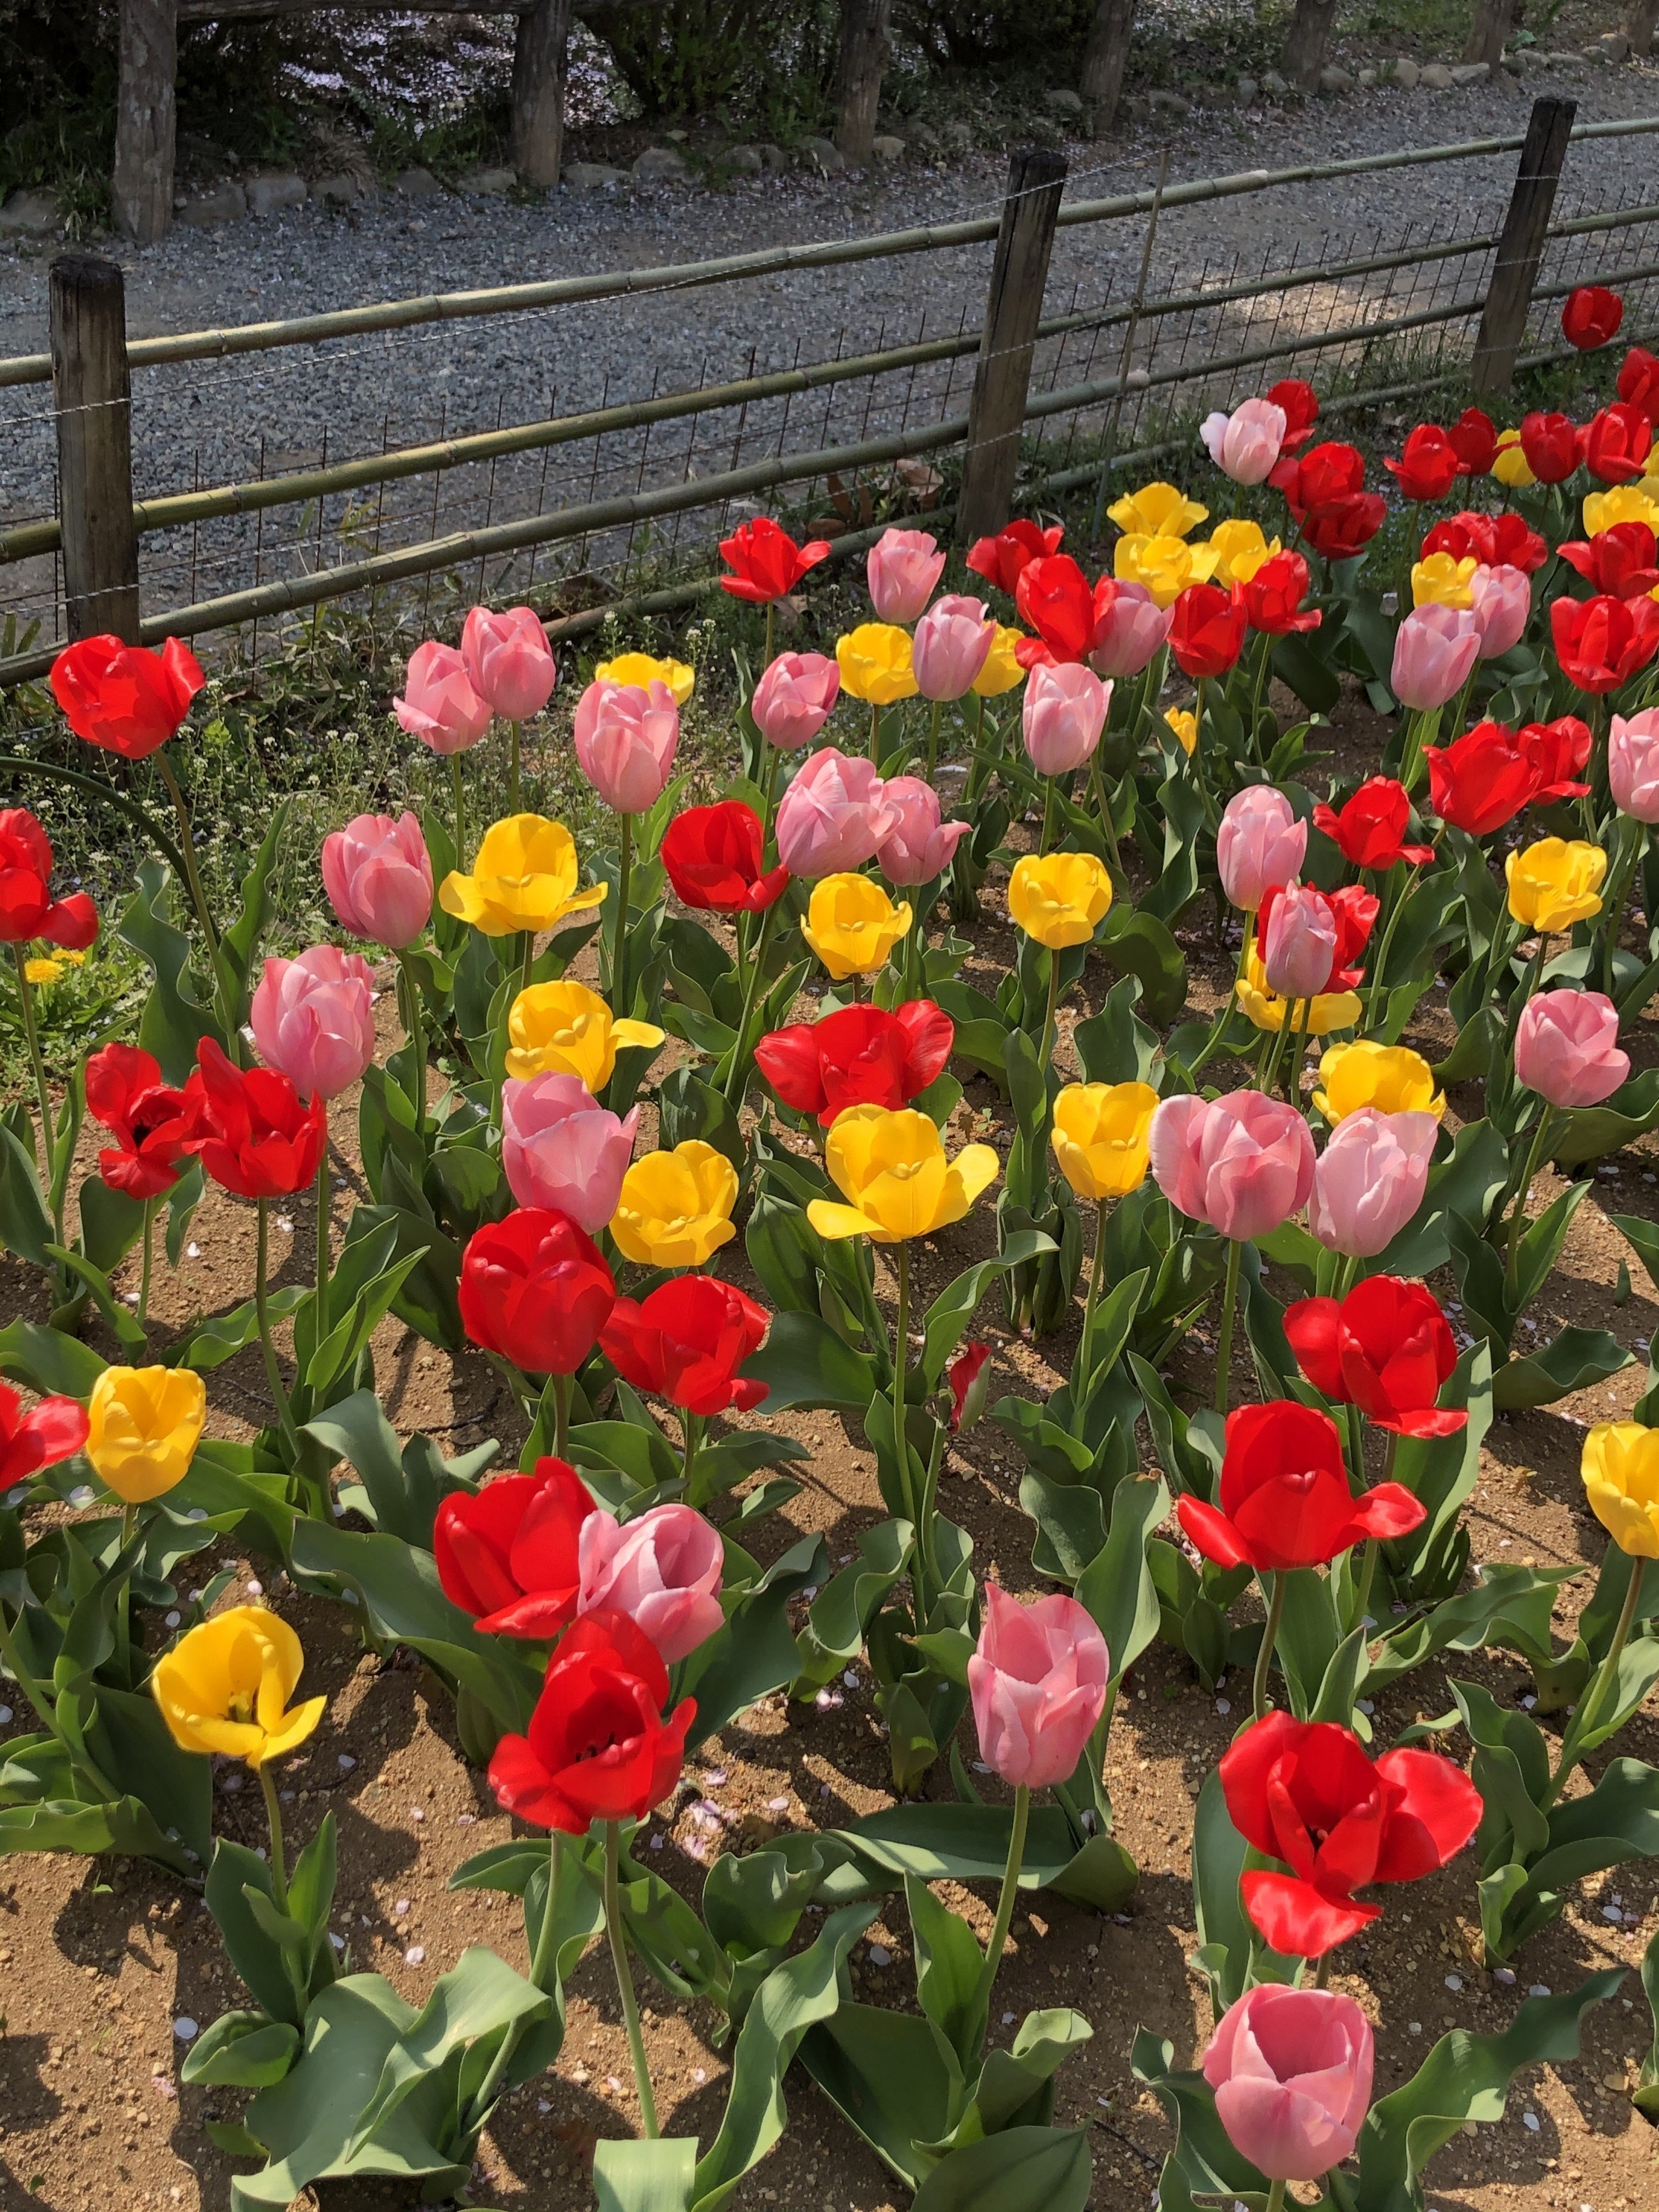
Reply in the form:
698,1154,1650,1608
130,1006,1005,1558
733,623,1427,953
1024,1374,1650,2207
1037,949,1063,1073
1313,1951,1332,1991
117,1501,137,1680
451,752,468,868
764,601,775,672
759,746,782,860
255,1198,303,1465
723,899,777,1108
396,949,428,1136
507,720,522,814
973,1781,1030,2027
1252,1570,1287,1724
153,752,239,1052
259,1760,292,1914
1265,2179,1288,2212
1600,811,1643,995
868,700,881,768
893,1241,925,1609
1545,1554,1645,1810
1248,632,1274,755
1214,1235,1244,1418
612,812,634,1019
681,1411,701,1496
1076,1203,1110,1412
605,1820,659,2139
312,1147,332,1353
552,1368,572,1463
9,948,59,1239
1345,1403,1366,1492
1364,862,1422,1023
1091,750,1124,876
1039,775,1058,857
925,699,943,785
0,1604,120,1805
138,1195,157,1326
1504,1106,1556,1299
470,1830,562,2128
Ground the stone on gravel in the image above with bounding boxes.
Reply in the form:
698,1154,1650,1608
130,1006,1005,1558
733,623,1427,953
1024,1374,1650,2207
461,167,517,195
801,137,846,175
1149,89,1192,115
392,167,442,198
1319,65,1355,94
177,182,246,228
1391,57,1420,87
312,173,368,205
1260,69,1288,97
1235,75,1259,104
247,172,307,217
759,143,789,171
564,162,627,191
1598,31,1632,63
1449,61,1492,86
1419,62,1455,89
1046,88,1084,113
941,119,975,150
633,145,690,184
724,145,763,174
871,135,905,161
1357,65,1379,87
1543,51,1584,65
0,188,58,238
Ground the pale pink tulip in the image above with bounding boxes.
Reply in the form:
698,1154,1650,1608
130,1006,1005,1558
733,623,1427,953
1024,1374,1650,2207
752,651,840,749
1468,564,1531,659
1309,1107,1437,1258
1023,661,1110,774
912,594,996,700
321,811,434,949
573,679,679,814
1204,1985,1374,2183
1263,884,1337,1000
867,528,945,624
500,1071,639,1229
393,642,492,755
460,604,556,721
875,776,972,885
577,1502,724,1662
967,1582,1108,1790
1088,579,1172,680
1149,1089,1316,1242
774,747,901,877
1515,989,1629,1109
1215,787,1307,913
1200,396,1288,486
1391,603,1480,712
1610,708,1659,822
250,946,376,1102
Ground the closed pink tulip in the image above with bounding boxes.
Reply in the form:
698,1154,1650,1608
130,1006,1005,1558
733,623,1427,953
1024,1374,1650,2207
574,678,679,815
1150,1089,1316,1243
1310,1107,1437,1258
1204,1984,1374,2183
1515,989,1630,1109
875,776,972,885
967,1582,1108,1790
1023,661,1111,774
1215,787,1307,913
1263,883,1337,1000
1469,563,1531,660
321,811,434,949
775,747,901,877
1610,708,1659,821
500,1071,639,1229
577,1501,724,1662
393,642,492,755
1200,396,1288,486
752,651,840,749
912,593,996,700
1088,579,1172,680
1391,603,1481,712
250,946,376,1101
460,604,556,721
867,527,945,624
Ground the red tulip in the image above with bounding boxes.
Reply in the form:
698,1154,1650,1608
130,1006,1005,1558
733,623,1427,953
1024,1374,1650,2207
1312,777,1434,872
1582,401,1653,487
1383,424,1460,501
1242,550,1321,636
966,519,1064,597
84,1042,188,1200
1618,343,1659,417
1169,582,1248,678
1558,521,1659,601
488,1610,693,1833
177,1037,325,1200
1176,1400,1424,1573
661,801,789,914
1014,554,1097,665
1424,721,1541,836
1519,411,1581,484
460,1208,617,1376
1284,1276,1467,1438
49,636,205,761
1326,884,1380,985
948,1341,992,1431
718,516,831,603
602,1273,770,1417
1294,489,1386,560
0,1378,88,1488
435,1458,597,1637
755,1000,953,1127
1273,439,1365,509
1267,378,1319,452
1551,591,1659,693
1446,407,1498,476
1419,510,1547,575
1222,1709,1482,1957
0,809,99,950
1562,283,1624,351
1517,715,1593,802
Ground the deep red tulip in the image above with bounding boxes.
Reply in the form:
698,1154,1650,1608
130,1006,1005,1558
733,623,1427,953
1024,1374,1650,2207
1222,1710,1483,1957
435,1458,597,1637
602,1274,770,1416
84,1042,188,1200
49,636,205,761
1300,492,1387,561
1273,439,1365,509
177,1037,325,1200
460,1208,617,1376
755,1000,953,1127
718,516,831,604
1242,550,1321,636
1327,885,1380,984
1558,522,1659,600
1424,721,1541,836
1176,1401,1424,1573
488,1610,693,1833
1618,344,1659,418
661,800,789,915
0,809,99,950
1519,411,1582,484
0,1378,88,1488
1383,424,1460,502
1014,554,1097,665
1312,777,1434,872
1285,1276,1467,1439
1517,715,1593,802
966,518,1065,597
1551,591,1659,694
1420,510,1545,573
1582,401,1653,487
1267,378,1319,452
1562,284,1624,352
1446,407,1498,476
1169,582,1248,678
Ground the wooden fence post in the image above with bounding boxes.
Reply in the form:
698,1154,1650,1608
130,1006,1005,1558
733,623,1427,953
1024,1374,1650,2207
834,0,892,166
1463,0,1515,66
956,146,1068,546
1281,0,1338,89
511,0,573,187
1470,95,1576,398
1080,0,1136,131
50,255,141,645
112,0,178,245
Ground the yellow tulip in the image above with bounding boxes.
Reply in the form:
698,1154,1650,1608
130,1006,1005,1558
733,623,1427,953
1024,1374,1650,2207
808,1104,1000,1243
595,652,695,706
1114,533,1221,609
1107,481,1208,540
802,874,912,979
1008,851,1113,950
1205,518,1282,586
505,980,664,1088
152,1606,326,1768
1313,1040,1444,1123
86,1365,206,1503
972,625,1029,697
439,815,607,938
1491,427,1535,489
1581,1423,1659,1558
24,957,64,986
1411,552,1477,610
1505,838,1606,932
835,624,918,706
1052,1081,1159,1201
1236,951,1362,1037
1165,706,1198,757
1584,483,1659,537
611,1141,738,1267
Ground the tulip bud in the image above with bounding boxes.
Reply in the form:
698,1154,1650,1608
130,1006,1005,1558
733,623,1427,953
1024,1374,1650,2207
1308,1107,1437,1259
573,678,679,815
1261,883,1338,1000
1215,786,1307,913
1199,396,1288,485
1610,707,1659,822
968,1582,1108,1787
1391,603,1481,710
1514,989,1629,1109
867,527,945,623
947,1341,992,1432
1022,661,1110,774
911,594,996,700
1468,563,1532,659
751,651,840,749
1204,1986,1373,2182
394,641,492,754
460,604,557,721
250,946,376,1101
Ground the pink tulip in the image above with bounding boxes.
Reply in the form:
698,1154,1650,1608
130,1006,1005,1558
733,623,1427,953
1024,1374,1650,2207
1023,661,1111,774
1515,989,1630,1109
775,747,901,877
1215,787,1307,913
911,594,996,701
752,651,840,749
967,1582,1108,1790
500,1072,639,1229
1204,1984,1374,2183
1310,1108,1437,1258
1088,579,1172,680
250,946,376,1102
1149,1089,1317,1243
1610,708,1659,821
321,811,434,949
1469,564,1531,660
573,679,679,815
393,642,492,755
875,776,972,885
867,528,945,624
460,604,556,721
1200,396,1288,486
1391,603,1480,712
1263,883,1337,1000
577,1502,724,1662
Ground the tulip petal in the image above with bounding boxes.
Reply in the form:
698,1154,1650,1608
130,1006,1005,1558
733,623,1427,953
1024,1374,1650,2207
1239,1870,1381,1957
806,1199,882,1241
1176,1494,1252,1570
1349,1481,1428,1542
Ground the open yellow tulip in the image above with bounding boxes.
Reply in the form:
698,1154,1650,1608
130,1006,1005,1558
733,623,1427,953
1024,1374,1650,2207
505,980,664,1088
1584,482,1659,537
611,1141,738,1267
439,815,607,937
972,625,1029,697
1236,951,1362,1038
1008,851,1113,950
595,652,696,705
1505,838,1606,933
1582,1423,1659,1558
802,874,913,979
1113,533,1220,608
1204,519,1281,586
808,1105,999,1243
1410,552,1477,610
1313,1040,1444,1122
1107,481,1208,540
1491,428,1534,489
1052,1082,1158,1201
1164,706,1198,757
152,1606,326,1768
87,1365,206,1503
835,624,918,706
